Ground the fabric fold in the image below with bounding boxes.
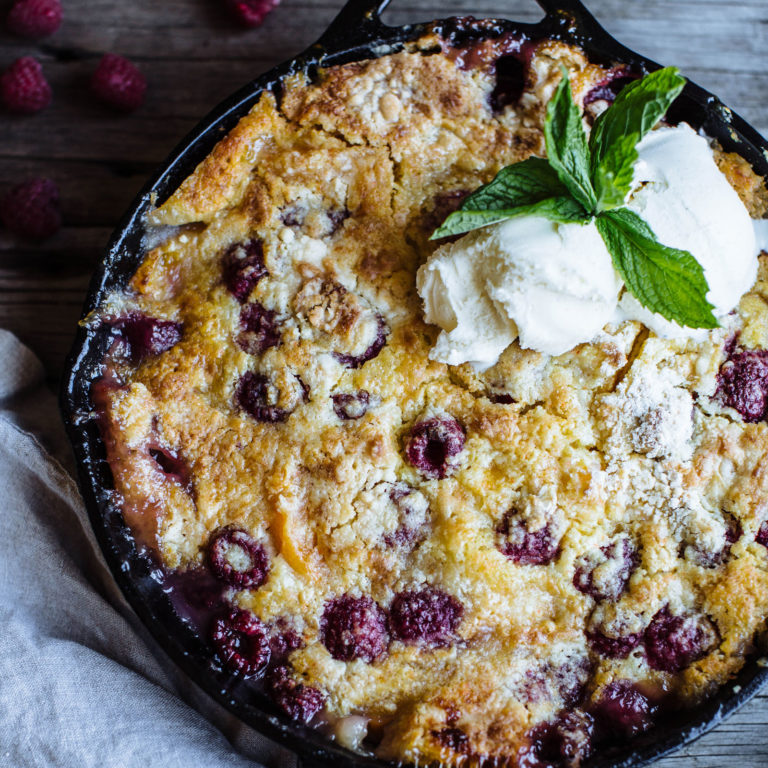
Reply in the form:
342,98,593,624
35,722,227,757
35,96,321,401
0,329,290,768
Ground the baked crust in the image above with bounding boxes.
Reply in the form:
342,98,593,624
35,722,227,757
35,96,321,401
91,30,768,767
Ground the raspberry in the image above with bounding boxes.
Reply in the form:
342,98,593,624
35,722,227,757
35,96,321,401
268,621,303,662
222,239,267,303
281,205,348,236
235,371,298,423
644,607,717,673
756,521,768,548
1,57,51,114
237,302,280,354
497,512,559,566
587,630,643,659
519,669,548,704
281,205,304,227
383,483,430,549
725,514,743,544
518,711,594,768
0,177,60,240
333,314,388,369
224,0,280,28
573,538,636,601
90,54,146,112
433,727,471,755
688,513,742,567
716,347,768,422
405,416,466,479
332,391,370,420
268,665,325,722
517,658,590,709
320,595,389,662
6,0,62,39
211,607,270,677
583,70,637,107
590,680,656,738
326,208,349,236
207,526,270,589
389,587,463,646
113,313,182,361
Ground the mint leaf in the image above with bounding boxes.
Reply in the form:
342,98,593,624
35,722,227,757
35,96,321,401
545,69,597,212
455,157,567,211
432,196,587,239
595,208,717,329
431,157,588,239
592,132,639,212
590,67,685,170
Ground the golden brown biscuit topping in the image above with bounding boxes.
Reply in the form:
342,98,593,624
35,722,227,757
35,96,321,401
90,28,768,768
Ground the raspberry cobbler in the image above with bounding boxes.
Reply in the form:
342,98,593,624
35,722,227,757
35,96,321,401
90,22,768,768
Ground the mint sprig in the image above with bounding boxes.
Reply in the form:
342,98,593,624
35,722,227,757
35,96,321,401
431,66,718,330
590,67,685,211
590,67,686,168
430,157,588,239
544,72,597,212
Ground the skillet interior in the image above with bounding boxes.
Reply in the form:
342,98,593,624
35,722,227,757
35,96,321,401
60,1,768,766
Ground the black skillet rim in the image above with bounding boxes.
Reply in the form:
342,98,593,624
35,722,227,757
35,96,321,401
60,1,768,766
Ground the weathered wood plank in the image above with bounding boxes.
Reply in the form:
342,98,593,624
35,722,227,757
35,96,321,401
0,158,149,227
0,0,339,63
0,289,88,375
0,227,112,270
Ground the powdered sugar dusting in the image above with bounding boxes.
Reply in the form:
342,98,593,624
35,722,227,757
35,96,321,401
599,361,694,461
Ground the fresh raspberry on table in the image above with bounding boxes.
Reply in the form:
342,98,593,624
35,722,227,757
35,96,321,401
90,54,146,112
225,0,280,28
1,57,51,114
6,0,62,39
0,178,61,240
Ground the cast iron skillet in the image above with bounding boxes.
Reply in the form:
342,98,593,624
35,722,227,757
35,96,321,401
61,0,768,766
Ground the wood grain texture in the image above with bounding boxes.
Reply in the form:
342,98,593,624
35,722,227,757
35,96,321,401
1,0,767,764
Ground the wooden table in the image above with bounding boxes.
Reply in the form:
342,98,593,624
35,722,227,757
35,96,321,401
2,0,767,764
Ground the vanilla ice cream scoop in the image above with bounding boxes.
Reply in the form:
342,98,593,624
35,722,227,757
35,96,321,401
417,216,622,367
418,124,763,369
619,123,757,337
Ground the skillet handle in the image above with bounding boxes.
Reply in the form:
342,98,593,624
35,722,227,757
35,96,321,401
534,0,607,37
314,0,612,60
534,0,593,17
314,0,391,51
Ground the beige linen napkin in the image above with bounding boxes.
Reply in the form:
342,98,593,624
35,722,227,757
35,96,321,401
0,329,293,768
